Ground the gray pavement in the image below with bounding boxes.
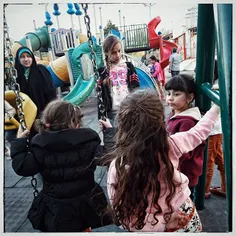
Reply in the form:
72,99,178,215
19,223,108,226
4,91,228,232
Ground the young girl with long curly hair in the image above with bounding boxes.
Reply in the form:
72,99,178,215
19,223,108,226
100,89,220,232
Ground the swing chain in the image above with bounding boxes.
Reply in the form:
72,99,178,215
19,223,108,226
81,3,105,120
4,5,17,87
4,5,38,198
31,177,39,198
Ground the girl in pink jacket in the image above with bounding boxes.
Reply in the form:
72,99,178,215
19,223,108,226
100,89,220,232
150,55,165,100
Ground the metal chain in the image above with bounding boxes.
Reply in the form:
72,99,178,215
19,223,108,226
81,3,105,120
4,6,17,88
4,5,38,198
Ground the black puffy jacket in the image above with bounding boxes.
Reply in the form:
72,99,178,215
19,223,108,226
11,128,112,232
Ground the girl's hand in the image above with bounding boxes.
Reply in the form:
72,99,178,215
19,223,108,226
212,84,219,90
165,211,189,231
99,118,112,131
210,104,220,115
17,126,30,138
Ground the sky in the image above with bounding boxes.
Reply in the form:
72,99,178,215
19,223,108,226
4,2,197,42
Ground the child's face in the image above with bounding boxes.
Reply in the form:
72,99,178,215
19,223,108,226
166,90,193,114
150,60,155,65
110,42,122,64
20,52,33,68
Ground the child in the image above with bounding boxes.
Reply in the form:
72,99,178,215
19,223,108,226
10,100,112,232
98,35,140,121
205,60,226,198
99,89,220,232
165,74,206,202
149,55,165,100
5,100,17,159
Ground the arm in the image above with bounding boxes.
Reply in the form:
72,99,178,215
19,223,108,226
169,105,220,158
177,119,197,162
38,65,57,103
107,159,117,203
152,64,159,78
11,137,41,176
97,66,109,119
169,55,173,72
94,128,116,166
126,62,140,90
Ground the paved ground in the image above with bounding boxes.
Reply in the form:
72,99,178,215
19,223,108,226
4,90,229,232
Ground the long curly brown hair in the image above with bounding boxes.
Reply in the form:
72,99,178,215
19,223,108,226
105,89,180,231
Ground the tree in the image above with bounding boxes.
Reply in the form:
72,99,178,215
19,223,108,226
104,20,119,36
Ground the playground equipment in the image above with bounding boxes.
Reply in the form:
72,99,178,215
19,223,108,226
63,41,103,105
194,4,232,231
8,3,166,108
5,90,37,131
148,17,178,69
121,17,178,83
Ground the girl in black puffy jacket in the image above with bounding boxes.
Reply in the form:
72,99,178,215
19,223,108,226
10,100,113,232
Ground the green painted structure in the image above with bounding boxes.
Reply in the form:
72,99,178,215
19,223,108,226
195,4,232,231
17,26,50,51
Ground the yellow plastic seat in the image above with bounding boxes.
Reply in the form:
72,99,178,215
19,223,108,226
5,90,37,131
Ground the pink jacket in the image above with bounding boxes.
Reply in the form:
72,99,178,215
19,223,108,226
107,108,219,232
152,62,164,82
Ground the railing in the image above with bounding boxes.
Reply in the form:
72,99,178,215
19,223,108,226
120,24,150,52
52,28,75,56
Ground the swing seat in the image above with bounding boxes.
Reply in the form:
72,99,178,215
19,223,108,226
5,90,37,131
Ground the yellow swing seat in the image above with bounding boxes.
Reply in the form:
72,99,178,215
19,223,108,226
5,90,37,131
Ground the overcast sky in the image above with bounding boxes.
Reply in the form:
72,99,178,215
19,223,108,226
5,2,197,41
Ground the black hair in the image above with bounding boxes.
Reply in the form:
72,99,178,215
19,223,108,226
150,55,157,61
165,74,196,99
172,47,177,53
214,59,218,82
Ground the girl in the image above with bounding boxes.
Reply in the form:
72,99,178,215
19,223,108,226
205,60,226,198
100,89,220,232
98,35,140,120
10,100,112,232
15,47,56,117
165,74,206,202
150,55,165,100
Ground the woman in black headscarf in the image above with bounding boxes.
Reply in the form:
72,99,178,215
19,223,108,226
15,46,57,117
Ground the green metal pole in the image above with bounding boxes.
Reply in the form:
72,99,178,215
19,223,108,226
201,82,220,106
216,4,232,231
194,4,216,210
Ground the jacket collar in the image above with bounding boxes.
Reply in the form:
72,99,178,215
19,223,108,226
170,107,202,121
31,128,100,151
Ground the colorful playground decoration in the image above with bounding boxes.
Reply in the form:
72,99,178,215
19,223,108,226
148,17,178,69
